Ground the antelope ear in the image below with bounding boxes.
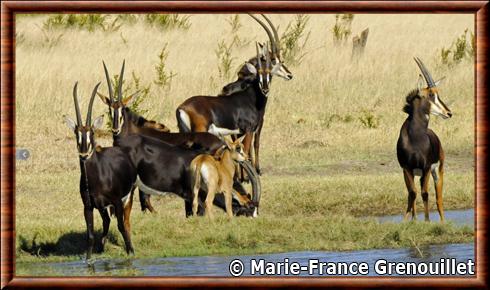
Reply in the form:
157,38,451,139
236,135,246,144
434,77,446,87
122,91,140,106
97,92,111,105
257,42,265,57
261,43,268,58
63,115,77,131
222,135,233,148
245,62,257,76
417,74,425,92
93,115,105,130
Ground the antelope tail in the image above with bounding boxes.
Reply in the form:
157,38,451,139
176,109,192,133
190,160,202,197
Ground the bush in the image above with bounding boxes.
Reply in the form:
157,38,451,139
331,14,354,45
439,28,474,67
43,14,121,32
359,109,380,129
144,14,191,30
280,15,311,66
215,39,235,80
154,44,176,89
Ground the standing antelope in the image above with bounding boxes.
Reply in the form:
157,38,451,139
396,57,452,222
176,14,293,176
64,82,137,260
100,61,259,217
190,136,247,218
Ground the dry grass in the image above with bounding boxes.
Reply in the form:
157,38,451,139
15,14,474,267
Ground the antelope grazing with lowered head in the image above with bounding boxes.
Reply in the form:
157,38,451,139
176,14,293,177
99,61,259,217
397,57,452,222
64,82,137,260
190,136,248,218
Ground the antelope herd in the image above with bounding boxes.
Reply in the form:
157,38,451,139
63,15,453,259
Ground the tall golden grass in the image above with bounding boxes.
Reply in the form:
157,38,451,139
15,14,474,170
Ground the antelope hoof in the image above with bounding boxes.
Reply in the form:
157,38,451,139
127,246,135,256
85,257,96,266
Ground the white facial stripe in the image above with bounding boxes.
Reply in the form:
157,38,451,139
271,63,289,79
78,133,83,145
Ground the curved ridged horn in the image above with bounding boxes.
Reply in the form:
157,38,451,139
256,42,262,71
265,42,271,68
414,57,435,88
261,14,281,57
249,14,278,58
86,82,101,126
240,160,261,210
73,82,82,126
102,61,114,103
117,60,126,102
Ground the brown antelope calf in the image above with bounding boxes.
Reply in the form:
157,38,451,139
397,57,452,222
190,135,248,218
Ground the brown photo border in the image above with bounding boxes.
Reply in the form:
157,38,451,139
1,1,488,288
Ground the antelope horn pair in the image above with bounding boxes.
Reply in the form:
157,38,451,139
72,81,101,126
102,59,126,103
414,57,436,88
255,42,271,71
249,14,281,59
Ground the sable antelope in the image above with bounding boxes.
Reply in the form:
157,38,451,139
176,14,293,176
115,133,253,218
100,61,259,217
63,82,137,260
190,136,248,218
219,62,257,96
396,57,452,222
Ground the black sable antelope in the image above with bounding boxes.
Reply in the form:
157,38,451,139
115,133,254,218
99,61,259,216
63,82,137,260
176,14,293,176
396,57,452,222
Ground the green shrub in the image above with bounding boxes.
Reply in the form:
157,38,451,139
154,44,176,89
215,39,235,80
144,14,191,30
43,14,121,32
438,28,474,67
331,14,354,45
280,14,311,66
359,109,380,129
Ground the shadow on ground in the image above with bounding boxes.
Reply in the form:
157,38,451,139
18,231,119,257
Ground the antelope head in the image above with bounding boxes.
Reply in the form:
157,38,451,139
222,135,248,162
98,60,138,136
414,57,452,119
64,82,104,160
220,62,257,95
249,14,293,81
